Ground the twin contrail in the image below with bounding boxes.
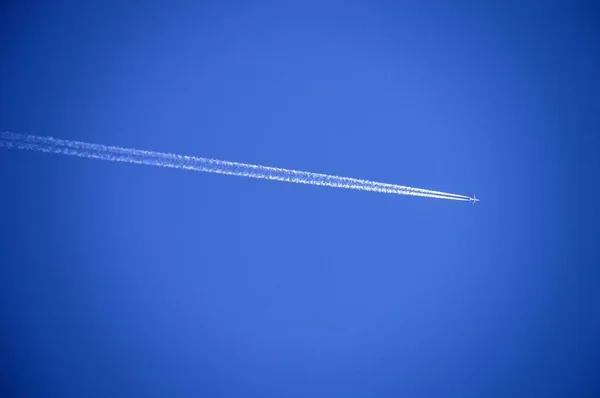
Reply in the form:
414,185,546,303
0,132,474,202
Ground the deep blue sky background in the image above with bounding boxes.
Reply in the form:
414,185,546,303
1,1,599,396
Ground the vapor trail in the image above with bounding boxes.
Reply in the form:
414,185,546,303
0,132,471,201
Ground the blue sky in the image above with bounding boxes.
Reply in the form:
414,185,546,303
1,1,599,397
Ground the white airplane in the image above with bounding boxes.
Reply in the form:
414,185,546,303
470,195,479,204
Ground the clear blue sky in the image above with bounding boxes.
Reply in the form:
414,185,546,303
1,1,599,396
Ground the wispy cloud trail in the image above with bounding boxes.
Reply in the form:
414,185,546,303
0,132,471,201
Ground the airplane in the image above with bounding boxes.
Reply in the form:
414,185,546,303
470,195,479,204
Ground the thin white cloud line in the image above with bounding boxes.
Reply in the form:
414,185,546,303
1,132,471,202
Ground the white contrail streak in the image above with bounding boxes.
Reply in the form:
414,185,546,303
0,132,471,201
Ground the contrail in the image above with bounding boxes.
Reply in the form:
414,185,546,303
0,132,473,202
